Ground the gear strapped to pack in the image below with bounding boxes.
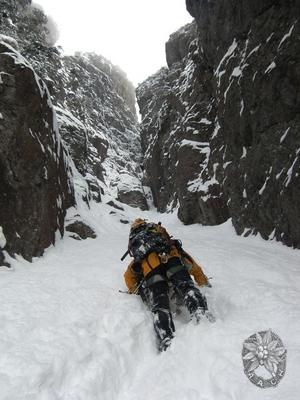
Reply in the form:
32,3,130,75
128,222,171,263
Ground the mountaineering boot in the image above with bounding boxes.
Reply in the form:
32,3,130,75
193,307,205,323
158,335,173,352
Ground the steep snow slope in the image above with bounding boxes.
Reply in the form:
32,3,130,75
0,203,300,400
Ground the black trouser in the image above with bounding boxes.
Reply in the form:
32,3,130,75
147,280,175,343
146,258,207,344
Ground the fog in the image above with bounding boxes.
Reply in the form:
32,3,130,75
34,0,192,86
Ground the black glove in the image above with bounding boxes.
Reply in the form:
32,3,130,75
171,239,183,249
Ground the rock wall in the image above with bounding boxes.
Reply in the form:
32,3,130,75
0,43,74,260
0,0,146,260
137,2,300,248
1,0,146,208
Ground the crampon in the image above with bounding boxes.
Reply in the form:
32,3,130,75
193,308,216,324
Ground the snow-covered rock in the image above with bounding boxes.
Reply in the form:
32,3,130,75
137,22,227,224
116,173,148,210
0,43,75,260
0,0,146,209
0,34,19,50
0,0,148,259
137,3,300,248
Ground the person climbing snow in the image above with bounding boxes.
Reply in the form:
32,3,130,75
123,218,214,352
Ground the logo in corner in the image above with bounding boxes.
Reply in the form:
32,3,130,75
242,329,287,388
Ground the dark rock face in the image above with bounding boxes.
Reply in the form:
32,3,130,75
0,44,74,260
28,51,141,189
137,22,227,223
165,22,197,68
137,3,300,247
23,45,143,210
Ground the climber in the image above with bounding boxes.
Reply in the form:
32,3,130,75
123,218,214,352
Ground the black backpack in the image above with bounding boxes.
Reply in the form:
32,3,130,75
128,223,171,262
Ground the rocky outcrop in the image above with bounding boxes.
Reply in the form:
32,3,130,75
0,43,75,260
0,0,148,260
28,50,142,195
65,221,97,240
137,22,226,222
1,0,146,209
165,22,197,68
116,173,149,210
137,2,300,248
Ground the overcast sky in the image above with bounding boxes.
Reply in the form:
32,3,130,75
34,0,193,87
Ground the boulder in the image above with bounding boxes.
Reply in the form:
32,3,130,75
65,221,97,240
116,173,148,210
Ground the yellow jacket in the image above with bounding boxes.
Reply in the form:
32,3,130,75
124,247,209,293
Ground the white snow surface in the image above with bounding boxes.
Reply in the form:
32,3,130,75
265,61,276,74
215,39,238,80
278,24,295,49
1,203,300,400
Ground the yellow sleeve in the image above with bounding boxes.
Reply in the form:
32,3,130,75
189,263,209,286
124,261,140,293
183,252,209,286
